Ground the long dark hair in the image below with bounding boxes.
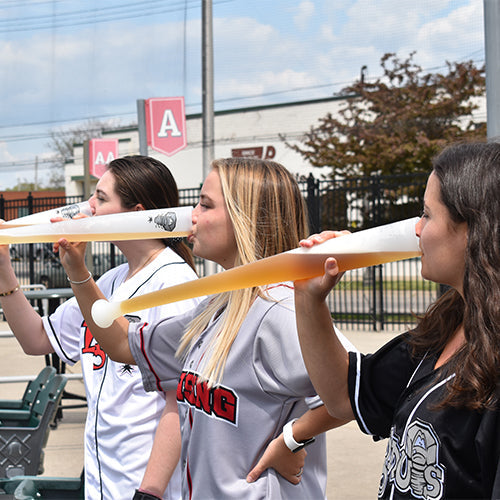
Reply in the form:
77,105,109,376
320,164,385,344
107,155,195,272
411,142,500,410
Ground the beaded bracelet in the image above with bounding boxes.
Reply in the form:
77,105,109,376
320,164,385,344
67,271,93,285
0,284,20,297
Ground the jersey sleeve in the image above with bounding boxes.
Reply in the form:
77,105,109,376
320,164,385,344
129,300,208,393
252,289,358,400
347,333,418,438
41,268,128,365
251,295,316,398
476,388,500,497
42,296,84,365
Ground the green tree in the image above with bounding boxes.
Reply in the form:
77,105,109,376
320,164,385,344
6,179,63,192
289,52,486,179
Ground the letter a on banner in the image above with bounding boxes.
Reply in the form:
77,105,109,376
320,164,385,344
145,97,187,156
88,139,119,178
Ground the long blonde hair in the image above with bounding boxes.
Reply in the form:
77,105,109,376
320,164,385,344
176,158,309,385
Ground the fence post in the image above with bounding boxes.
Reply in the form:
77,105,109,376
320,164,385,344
0,195,4,221
110,244,116,269
370,176,384,331
27,193,35,285
27,192,34,215
306,173,320,233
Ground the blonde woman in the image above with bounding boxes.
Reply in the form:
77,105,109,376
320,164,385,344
57,158,354,500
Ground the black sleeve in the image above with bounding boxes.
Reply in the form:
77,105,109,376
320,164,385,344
490,458,500,500
347,333,420,439
477,390,500,498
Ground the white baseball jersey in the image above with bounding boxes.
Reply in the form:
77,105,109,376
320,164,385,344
130,283,356,500
42,247,201,500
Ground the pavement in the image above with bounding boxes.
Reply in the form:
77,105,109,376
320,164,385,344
0,324,399,499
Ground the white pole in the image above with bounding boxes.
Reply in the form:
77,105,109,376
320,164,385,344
484,0,500,141
202,0,214,180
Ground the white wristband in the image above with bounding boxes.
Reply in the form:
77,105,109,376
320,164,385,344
283,419,301,452
283,418,316,452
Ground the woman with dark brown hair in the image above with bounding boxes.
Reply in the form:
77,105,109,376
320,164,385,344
0,155,200,499
294,141,500,499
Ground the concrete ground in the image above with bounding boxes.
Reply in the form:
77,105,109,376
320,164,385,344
0,325,398,499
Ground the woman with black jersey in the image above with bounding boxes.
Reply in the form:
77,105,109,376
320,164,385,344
294,141,500,499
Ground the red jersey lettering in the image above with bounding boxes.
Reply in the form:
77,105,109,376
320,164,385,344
81,321,106,370
177,370,238,425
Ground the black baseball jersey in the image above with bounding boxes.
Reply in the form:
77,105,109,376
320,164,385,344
347,333,500,499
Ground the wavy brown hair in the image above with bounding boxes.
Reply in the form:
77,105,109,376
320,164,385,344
177,158,309,385
107,155,195,272
410,142,500,410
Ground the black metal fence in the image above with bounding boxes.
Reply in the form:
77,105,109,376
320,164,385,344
1,172,434,331
303,172,434,331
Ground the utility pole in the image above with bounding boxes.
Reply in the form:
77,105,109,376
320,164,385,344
201,0,218,276
34,156,38,190
82,140,93,274
202,0,214,180
484,0,500,141
136,99,148,155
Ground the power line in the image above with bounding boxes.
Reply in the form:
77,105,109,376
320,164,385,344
0,0,181,23
0,156,56,171
0,0,63,8
0,54,485,142
0,0,192,26
0,81,352,138
0,0,233,33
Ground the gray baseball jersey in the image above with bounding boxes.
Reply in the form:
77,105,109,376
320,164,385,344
130,283,355,499
42,247,201,500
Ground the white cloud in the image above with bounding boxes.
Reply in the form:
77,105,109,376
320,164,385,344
293,2,315,31
415,0,483,63
220,68,319,99
0,0,486,184
0,141,16,163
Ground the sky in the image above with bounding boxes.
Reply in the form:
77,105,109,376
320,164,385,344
0,0,485,189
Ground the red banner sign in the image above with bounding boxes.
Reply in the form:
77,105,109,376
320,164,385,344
88,139,119,178
145,97,187,156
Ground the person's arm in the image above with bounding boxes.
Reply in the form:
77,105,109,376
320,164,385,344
293,231,355,421
0,245,53,354
246,404,349,484
137,390,181,498
56,238,135,364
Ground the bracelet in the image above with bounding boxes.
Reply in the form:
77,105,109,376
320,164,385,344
283,418,316,453
67,271,93,285
0,284,20,297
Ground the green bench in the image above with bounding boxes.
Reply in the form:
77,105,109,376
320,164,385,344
0,374,67,478
0,367,56,424
0,475,83,499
